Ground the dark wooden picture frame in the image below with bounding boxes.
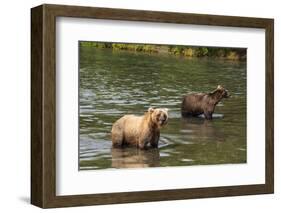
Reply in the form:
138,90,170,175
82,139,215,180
31,4,274,208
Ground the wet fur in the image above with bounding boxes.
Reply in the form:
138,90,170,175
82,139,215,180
111,108,168,149
181,86,229,120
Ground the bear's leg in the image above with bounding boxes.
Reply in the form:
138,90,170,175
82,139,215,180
138,143,145,149
204,111,213,120
150,142,158,148
112,134,123,147
150,133,159,148
138,138,149,150
111,125,124,147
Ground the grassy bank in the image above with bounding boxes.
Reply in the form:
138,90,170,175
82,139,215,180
80,42,246,60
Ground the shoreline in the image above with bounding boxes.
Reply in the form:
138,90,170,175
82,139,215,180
80,42,246,61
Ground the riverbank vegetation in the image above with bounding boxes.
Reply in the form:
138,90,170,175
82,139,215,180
80,41,246,60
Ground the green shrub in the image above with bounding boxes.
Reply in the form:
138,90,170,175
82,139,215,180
80,42,245,60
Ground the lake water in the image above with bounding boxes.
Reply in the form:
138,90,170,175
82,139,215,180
79,46,247,170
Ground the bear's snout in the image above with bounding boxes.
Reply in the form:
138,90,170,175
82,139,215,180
224,90,231,98
159,114,168,125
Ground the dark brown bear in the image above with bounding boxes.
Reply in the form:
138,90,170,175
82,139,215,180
181,85,230,120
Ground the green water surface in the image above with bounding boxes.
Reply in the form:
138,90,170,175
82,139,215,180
79,46,246,170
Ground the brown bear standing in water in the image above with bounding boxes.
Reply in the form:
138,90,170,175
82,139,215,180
111,107,168,149
181,85,230,120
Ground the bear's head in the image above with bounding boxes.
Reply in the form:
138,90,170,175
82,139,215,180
216,85,230,98
148,107,169,128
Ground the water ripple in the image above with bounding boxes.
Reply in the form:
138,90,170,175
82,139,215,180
79,47,247,170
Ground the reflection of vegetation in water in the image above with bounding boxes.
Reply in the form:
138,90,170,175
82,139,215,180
80,41,246,60
79,44,247,170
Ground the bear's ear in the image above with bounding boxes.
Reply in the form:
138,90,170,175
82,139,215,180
217,85,223,90
148,107,155,113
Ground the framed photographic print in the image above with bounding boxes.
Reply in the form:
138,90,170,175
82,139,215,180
31,4,274,208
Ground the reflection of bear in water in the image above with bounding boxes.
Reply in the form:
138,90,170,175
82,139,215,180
181,117,225,143
181,85,230,120
111,107,168,149
111,147,160,168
